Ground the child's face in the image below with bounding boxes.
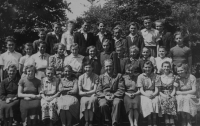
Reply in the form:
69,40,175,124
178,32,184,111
7,41,15,52
116,47,124,57
177,67,186,77
98,23,105,33
143,64,153,74
130,49,139,58
39,32,46,40
71,47,78,56
144,19,152,29
155,22,163,32
113,29,121,38
84,64,93,74
175,34,183,45
57,45,65,56
89,48,96,58
38,44,46,54
8,67,17,79
63,67,72,78
53,24,61,34
129,25,137,35
105,62,113,74
158,48,166,58
25,46,33,55
102,42,110,52
162,63,171,74
142,48,150,58
46,70,54,79
26,67,35,79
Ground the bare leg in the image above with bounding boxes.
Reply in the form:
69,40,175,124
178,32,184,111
133,109,139,126
128,109,134,126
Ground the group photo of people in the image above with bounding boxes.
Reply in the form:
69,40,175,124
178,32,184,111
1,0,200,126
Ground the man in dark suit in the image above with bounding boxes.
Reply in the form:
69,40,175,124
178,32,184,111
74,21,95,56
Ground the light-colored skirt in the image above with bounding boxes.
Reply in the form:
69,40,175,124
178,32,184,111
140,90,160,118
57,95,79,120
80,95,97,119
176,94,200,117
41,97,58,121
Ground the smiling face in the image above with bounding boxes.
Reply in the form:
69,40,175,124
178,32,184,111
162,63,171,74
38,43,46,54
7,41,15,52
71,46,78,56
8,67,17,79
155,22,164,32
113,29,121,38
89,48,96,58
130,48,139,58
46,69,54,80
142,48,150,58
39,31,46,40
26,67,35,79
158,48,166,58
143,63,153,74
177,66,187,78
57,45,65,56
53,24,61,34
144,19,152,29
98,23,105,33
63,67,72,78
105,61,113,74
129,25,137,35
102,42,110,52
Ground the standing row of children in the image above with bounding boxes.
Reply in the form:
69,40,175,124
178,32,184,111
0,16,197,126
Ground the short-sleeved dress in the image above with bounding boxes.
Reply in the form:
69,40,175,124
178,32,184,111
137,73,161,117
19,77,41,122
0,77,20,120
49,54,65,78
78,73,98,119
176,74,200,116
123,75,140,113
40,77,60,121
159,74,177,115
57,77,79,120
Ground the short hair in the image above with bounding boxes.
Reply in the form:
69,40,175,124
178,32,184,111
86,46,96,54
174,31,183,39
142,47,151,57
45,66,56,75
7,64,17,71
158,46,166,51
53,43,66,52
128,22,139,29
176,63,189,74
38,29,46,34
5,36,16,43
67,20,75,25
155,20,164,26
142,61,154,73
161,61,171,68
125,64,134,72
113,26,122,33
38,41,47,47
129,45,139,53
52,22,61,28
24,43,33,49
97,21,106,26
24,65,36,74
102,39,111,45
115,41,124,49
70,43,79,50
82,59,94,68
82,20,90,25
64,65,73,72
143,16,152,21
104,59,113,66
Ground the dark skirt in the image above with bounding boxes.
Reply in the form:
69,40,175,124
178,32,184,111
20,99,41,122
0,99,20,119
124,91,140,113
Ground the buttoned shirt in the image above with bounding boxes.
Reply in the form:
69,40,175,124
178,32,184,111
61,31,74,50
64,54,84,72
0,50,22,70
141,28,159,46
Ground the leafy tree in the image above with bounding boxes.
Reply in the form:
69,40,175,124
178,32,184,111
0,0,71,52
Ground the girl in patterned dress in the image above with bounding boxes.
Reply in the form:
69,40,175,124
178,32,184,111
176,63,199,126
137,61,161,126
159,61,177,126
49,43,66,78
57,65,79,126
40,67,61,126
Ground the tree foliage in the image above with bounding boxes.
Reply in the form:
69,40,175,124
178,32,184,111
0,0,71,52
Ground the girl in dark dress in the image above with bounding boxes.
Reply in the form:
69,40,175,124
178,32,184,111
0,64,20,126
